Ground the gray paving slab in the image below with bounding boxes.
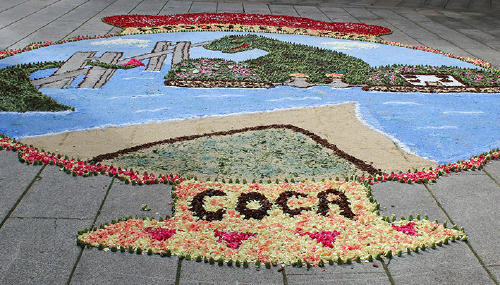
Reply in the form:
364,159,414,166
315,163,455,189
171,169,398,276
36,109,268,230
189,1,217,13
180,259,283,284
286,261,390,284
131,0,168,15
396,0,425,8
269,4,299,16
11,165,112,219
4,0,89,49
40,0,116,41
242,2,268,12
71,248,179,284
344,7,381,20
426,172,500,273
425,0,446,8
294,5,330,21
95,181,173,224
0,0,29,13
66,0,142,39
217,1,244,13
484,160,500,183
159,0,192,15
0,218,89,284
0,0,60,29
371,182,449,223
0,151,42,222
468,0,492,9
490,266,500,282
374,0,402,7
319,7,360,22
387,242,494,284
457,29,500,51
444,0,470,9
243,2,271,14
393,8,500,66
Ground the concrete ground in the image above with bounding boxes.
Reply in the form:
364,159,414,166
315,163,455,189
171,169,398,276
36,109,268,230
0,0,500,284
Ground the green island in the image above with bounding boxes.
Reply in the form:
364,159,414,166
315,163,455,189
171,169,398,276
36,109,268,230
104,128,367,181
0,61,73,112
166,34,500,88
167,34,371,83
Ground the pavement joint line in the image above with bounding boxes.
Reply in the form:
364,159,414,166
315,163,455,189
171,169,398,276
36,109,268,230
0,164,46,231
0,0,30,14
427,12,500,52
187,1,194,13
7,0,92,49
281,267,288,285
105,0,146,35
381,260,395,285
175,257,182,285
157,0,170,16
423,183,500,285
341,7,362,23
291,5,300,17
66,177,115,285
366,8,427,47
482,169,500,191
0,0,63,30
316,7,331,21
390,8,475,58
10,216,89,220
61,0,119,41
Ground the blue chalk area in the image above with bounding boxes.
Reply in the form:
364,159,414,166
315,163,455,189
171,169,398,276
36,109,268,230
29,68,57,80
0,32,497,164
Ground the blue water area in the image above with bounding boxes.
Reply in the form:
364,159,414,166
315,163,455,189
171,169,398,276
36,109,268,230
0,32,497,164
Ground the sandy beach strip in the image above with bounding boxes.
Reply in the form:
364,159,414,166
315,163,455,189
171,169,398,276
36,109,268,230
22,103,436,173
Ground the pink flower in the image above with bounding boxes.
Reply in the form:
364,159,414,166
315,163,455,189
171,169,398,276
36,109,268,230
144,227,177,241
124,58,145,67
214,229,256,249
392,222,418,236
297,230,341,248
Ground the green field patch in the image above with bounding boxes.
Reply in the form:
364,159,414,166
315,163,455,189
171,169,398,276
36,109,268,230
0,61,72,112
104,128,367,181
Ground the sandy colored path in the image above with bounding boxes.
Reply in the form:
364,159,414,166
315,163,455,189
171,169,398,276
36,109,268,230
22,103,436,173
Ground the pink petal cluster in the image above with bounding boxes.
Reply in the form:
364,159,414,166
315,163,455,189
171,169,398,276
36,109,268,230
124,58,145,66
0,137,182,185
144,227,177,241
392,222,418,236
298,230,341,248
214,229,256,249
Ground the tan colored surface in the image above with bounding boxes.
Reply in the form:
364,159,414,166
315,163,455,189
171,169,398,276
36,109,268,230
22,103,436,172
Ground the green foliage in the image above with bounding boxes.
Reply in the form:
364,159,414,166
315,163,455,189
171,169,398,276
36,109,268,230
345,64,500,87
0,61,73,112
107,128,365,181
88,61,136,69
165,57,260,82
201,34,371,84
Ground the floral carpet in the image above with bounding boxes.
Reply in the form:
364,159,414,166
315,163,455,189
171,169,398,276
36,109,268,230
0,13,499,267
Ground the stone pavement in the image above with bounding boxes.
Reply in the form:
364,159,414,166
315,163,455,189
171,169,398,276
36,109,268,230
0,0,499,284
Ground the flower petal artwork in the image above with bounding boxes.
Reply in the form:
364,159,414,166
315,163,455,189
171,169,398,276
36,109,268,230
0,12,498,267
77,181,466,266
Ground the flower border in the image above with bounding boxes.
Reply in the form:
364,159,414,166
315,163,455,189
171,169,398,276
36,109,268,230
76,180,467,267
0,13,493,69
1,136,498,186
0,13,498,185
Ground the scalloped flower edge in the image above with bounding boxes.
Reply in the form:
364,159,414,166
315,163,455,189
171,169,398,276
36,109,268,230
76,180,467,267
0,13,493,69
1,136,498,186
